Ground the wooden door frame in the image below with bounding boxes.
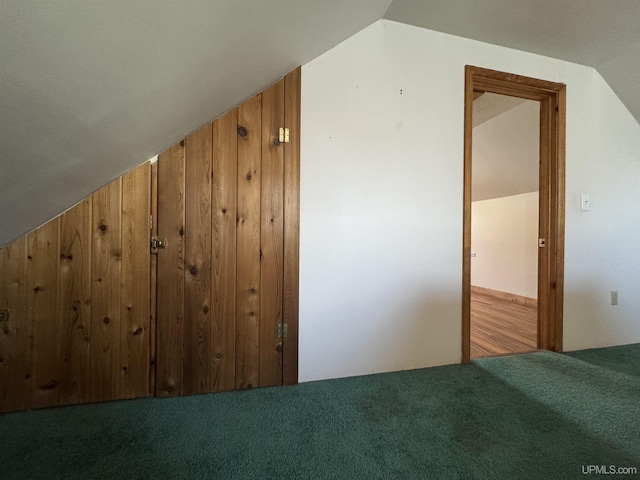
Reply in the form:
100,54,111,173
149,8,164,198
462,65,566,363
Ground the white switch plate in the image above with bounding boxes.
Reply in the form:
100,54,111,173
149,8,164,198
580,194,590,211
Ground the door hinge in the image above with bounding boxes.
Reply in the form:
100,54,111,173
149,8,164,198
277,323,288,338
151,236,167,253
278,127,290,143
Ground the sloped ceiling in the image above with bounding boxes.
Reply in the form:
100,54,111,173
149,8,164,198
385,0,640,121
0,0,392,246
1,0,639,247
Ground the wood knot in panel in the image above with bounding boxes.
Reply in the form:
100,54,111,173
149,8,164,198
237,125,248,137
189,265,198,276
133,327,143,336
180,140,185,147
202,305,209,314
39,380,59,390
99,223,107,232
276,343,283,353
103,317,110,325
215,353,222,359
179,228,185,237
249,288,256,295
246,173,252,181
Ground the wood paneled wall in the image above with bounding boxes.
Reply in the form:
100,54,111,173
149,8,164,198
156,68,300,396
0,67,300,412
0,163,151,412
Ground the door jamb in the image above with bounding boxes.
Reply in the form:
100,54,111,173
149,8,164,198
462,66,566,363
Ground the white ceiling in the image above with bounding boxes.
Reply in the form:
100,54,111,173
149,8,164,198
1,0,639,246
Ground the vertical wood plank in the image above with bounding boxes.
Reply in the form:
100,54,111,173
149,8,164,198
149,161,158,395
283,67,301,385
0,238,28,412
462,66,474,364
157,142,186,397
27,219,61,407
538,98,551,350
121,163,151,398
211,109,238,392
184,124,213,395
91,179,122,402
59,199,92,405
259,80,285,387
236,94,262,389
553,87,567,352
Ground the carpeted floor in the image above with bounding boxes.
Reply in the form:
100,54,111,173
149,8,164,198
1,344,639,479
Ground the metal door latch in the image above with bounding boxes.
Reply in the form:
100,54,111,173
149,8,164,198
151,237,167,253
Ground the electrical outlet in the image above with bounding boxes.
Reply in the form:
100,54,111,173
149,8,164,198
611,291,619,306
0,309,9,321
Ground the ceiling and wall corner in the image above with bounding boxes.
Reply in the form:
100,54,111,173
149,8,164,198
472,98,540,201
384,0,640,123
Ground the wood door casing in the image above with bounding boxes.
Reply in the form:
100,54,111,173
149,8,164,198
462,66,566,363
155,68,300,395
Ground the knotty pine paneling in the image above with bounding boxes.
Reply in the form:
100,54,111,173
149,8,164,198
211,109,238,392
58,198,91,404
91,178,122,402
0,162,151,412
235,93,262,390
28,219,61,408
184,123,213,395
282,67,301,386
0,238,28,411
259,81,285,387
155,70,301,396
121,165,151,399
156,142,186,397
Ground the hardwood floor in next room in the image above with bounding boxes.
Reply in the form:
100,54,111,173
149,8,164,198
470,292,537,359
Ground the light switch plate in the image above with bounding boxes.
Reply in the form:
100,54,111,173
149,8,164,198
580,194,590,211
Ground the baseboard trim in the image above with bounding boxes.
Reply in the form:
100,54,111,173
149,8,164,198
471,285,537,309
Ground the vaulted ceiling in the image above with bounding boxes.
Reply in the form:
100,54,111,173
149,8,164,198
1,0,638,246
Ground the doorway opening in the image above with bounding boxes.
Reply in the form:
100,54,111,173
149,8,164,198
462,66,566,363
470,93,539,358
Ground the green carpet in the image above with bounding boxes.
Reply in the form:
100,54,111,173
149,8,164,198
1,345,639,479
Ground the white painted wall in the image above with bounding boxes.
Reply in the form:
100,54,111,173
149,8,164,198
471,193,539,299
300,20,640,382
